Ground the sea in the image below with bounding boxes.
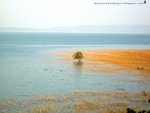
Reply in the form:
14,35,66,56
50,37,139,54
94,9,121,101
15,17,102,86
0,32,150,99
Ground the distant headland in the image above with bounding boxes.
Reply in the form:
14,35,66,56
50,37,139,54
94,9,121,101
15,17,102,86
0,25,150,34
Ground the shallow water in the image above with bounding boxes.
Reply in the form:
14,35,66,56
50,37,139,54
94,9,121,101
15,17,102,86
0,45,150,99
0,33,150,112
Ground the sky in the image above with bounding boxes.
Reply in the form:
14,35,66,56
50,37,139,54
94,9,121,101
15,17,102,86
0,0,150,29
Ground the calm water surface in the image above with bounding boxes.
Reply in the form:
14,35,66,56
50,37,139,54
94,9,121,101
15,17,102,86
0,32,150,99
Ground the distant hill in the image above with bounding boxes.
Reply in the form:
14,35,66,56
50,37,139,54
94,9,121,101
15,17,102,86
0,25,150,34
49,25,150,34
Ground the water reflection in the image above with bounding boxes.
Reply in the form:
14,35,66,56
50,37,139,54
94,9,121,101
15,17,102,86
72,61,83,80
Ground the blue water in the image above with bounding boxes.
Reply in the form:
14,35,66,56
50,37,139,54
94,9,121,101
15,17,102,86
0,32,150,99
0,32,150,45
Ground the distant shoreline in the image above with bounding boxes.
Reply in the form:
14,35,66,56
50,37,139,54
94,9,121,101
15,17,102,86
0,31,150,35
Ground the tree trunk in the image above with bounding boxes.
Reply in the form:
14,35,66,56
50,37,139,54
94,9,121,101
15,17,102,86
78,59,81,62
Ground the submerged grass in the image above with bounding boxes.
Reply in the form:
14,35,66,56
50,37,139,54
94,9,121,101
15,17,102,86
0,90,150,113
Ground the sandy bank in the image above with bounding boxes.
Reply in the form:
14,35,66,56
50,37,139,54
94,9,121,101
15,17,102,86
57,49,150,74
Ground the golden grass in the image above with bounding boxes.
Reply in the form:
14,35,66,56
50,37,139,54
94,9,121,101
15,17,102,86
74,100,99,110
29,105,55,113
31,96,57,103
1,90,150,113
57,49,150,74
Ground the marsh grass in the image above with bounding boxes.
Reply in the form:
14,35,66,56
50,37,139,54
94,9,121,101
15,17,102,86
0,90,150,113
57,49,150,74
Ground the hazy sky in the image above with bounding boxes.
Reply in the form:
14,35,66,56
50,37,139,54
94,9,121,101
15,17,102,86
0,0,150,29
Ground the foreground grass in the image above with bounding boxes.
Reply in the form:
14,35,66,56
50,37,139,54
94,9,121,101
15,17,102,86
0,90,150,113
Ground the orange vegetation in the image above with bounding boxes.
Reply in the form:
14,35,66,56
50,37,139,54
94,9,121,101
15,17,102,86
1,90,150,113
58,49,150,74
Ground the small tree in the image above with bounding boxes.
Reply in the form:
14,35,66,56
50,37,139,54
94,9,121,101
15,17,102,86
72,51,84,62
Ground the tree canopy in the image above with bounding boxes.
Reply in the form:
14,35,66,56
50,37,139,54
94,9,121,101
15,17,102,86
72,51,84,62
